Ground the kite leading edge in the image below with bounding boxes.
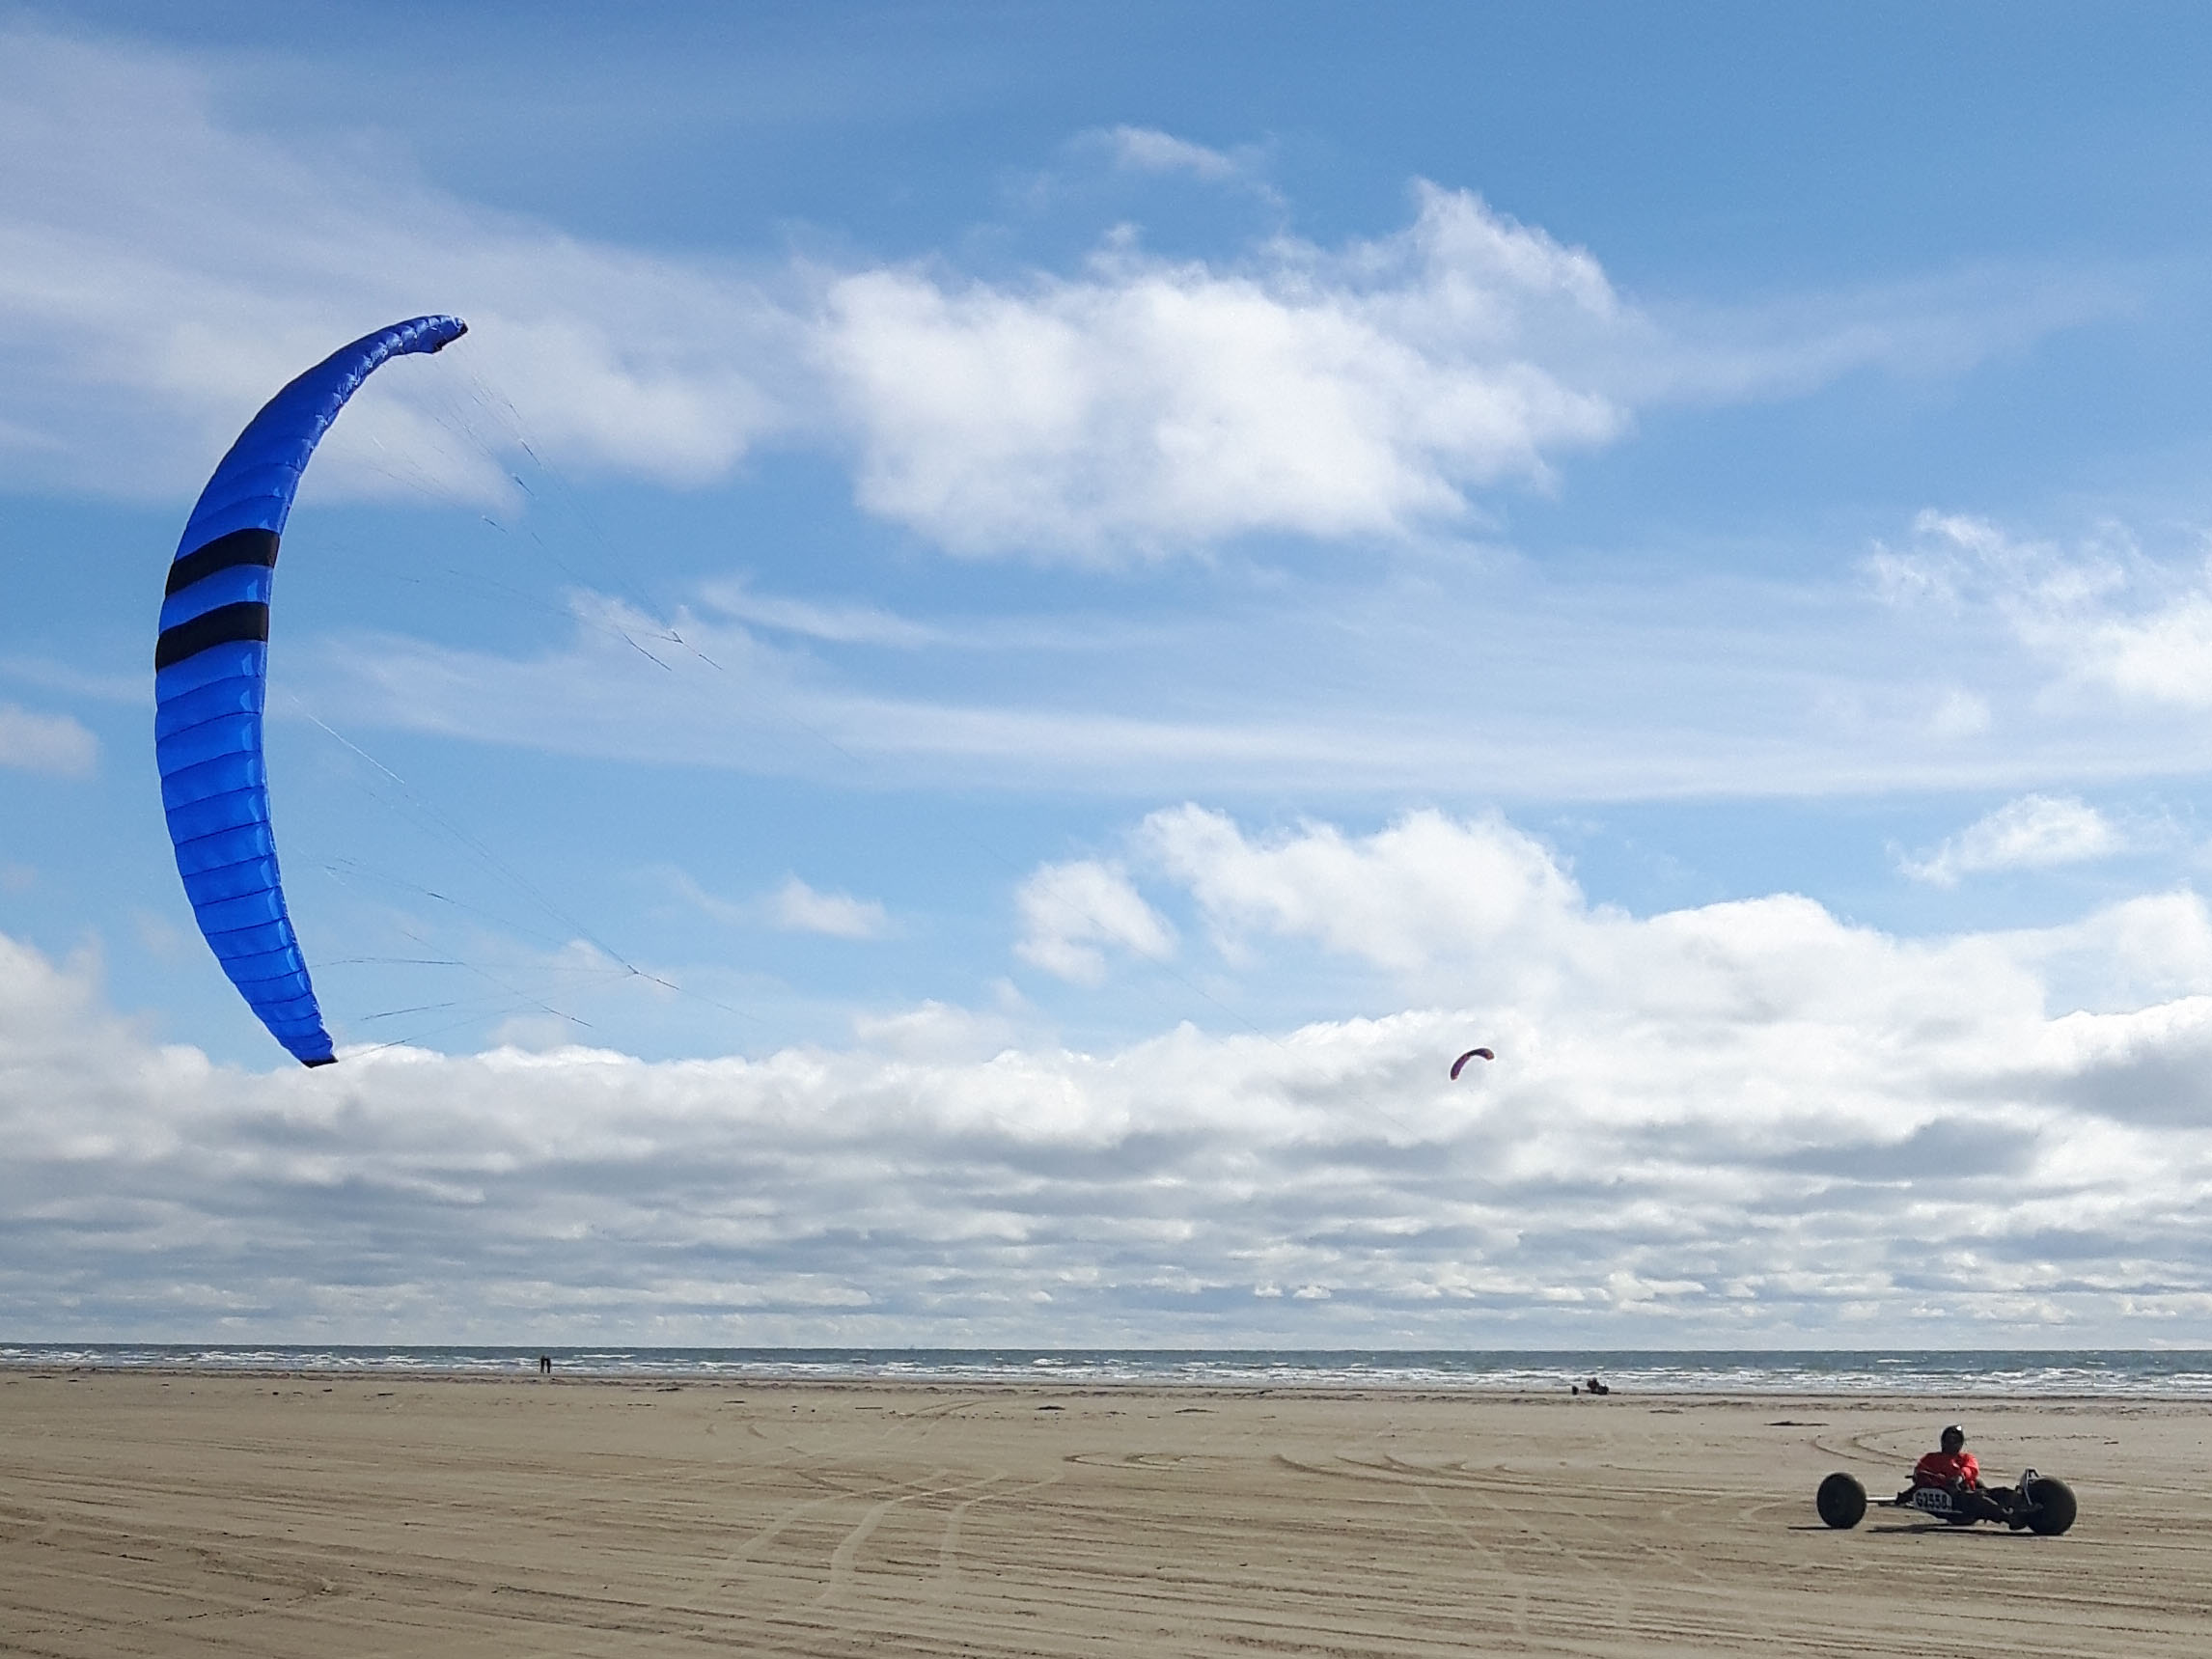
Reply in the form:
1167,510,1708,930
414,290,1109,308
154,315,468,1065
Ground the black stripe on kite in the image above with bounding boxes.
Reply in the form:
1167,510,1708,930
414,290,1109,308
155,601,271,670
165,528,281,596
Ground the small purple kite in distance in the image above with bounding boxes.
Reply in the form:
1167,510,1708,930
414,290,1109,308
1450,1047,1495,1080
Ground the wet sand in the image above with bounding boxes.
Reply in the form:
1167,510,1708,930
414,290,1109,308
2,1370,2206,1656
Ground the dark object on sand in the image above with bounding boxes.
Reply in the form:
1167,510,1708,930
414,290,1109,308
1814,1469,2077,1535
1572,1375,1610,1396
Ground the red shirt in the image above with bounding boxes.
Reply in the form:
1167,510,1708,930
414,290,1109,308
1913,1450,1979,1489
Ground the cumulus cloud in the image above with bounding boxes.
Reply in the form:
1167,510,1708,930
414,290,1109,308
810,211,2113,559
0,702,97,775
12,800,2212,1343
1901,794,2128,887
814,184,1632,556
1137,805,1581,980
0,29,2112,565
1015,860,1176,983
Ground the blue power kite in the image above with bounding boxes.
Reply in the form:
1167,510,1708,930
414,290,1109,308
155,316,468,1065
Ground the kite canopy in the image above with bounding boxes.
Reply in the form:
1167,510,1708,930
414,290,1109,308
155,315,468,1065
1450,1046,1495,1080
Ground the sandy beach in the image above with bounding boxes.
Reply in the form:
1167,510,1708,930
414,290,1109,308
2,1372,2206,1657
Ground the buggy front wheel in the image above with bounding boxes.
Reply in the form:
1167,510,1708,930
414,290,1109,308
1816,1472,1866,1529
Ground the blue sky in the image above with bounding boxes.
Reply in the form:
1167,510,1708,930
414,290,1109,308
9,2,2212,1345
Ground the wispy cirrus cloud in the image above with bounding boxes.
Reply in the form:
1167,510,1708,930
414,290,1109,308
769,875,891,940
698,580,944,648
294,548,2212,806
0,26,790,508
667,868,891,939
1870,510,2212,709
1096,124,1262,185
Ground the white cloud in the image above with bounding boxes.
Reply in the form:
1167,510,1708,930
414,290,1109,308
1902,794,2128,887
1139,804,1581,982
0,29,2110,564
807,231,2116,560
1101,125,1250,183
850,1000,1020,1063
814,184,1630,557
0,27,788,507
770,875,891,940
298,550,2212,816
698,581,942,647
1015,859,1176,982
1874,511,2212,709
0,702,97,776
13,802,2212,1342
1040,802,2212,1029
311,605,1429,793
666,868,889,938
2079,595,2212,706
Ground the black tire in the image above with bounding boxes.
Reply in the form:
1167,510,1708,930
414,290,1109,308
2025,1476,2077,1536
1816,1471,1866,1529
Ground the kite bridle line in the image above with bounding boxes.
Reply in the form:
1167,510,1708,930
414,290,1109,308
282,692,768,1053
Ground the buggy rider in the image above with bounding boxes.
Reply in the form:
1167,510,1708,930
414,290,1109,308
1910,1424,2026,1527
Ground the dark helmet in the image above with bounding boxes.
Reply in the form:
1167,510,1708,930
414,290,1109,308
1940,1424,1966,1447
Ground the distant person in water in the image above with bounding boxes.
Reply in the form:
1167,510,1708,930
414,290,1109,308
539,1354,552,1376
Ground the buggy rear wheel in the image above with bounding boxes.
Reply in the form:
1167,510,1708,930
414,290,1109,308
2025,1476,2077,1535
1816,1471,1866,1529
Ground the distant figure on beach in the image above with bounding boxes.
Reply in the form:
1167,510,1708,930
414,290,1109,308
1573,1375,1609,1396
539,1354,552,1376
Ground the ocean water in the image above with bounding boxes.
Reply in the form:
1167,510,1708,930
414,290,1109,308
3,1345,2210,1396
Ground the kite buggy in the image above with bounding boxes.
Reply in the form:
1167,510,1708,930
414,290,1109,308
1815,1423,2077,1535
